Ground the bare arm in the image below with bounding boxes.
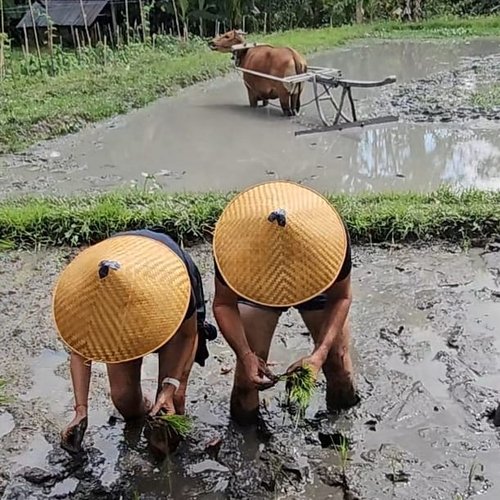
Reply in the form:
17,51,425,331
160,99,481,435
312,274,352,364
69,352,92,412
150,312,198,416
61,352,91,454
212,277,252,360
157,312,198,385
212,277,276,388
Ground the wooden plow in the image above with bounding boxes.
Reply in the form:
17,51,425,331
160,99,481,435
231,44,399,136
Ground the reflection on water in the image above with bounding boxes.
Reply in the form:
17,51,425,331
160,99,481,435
314,123,500,193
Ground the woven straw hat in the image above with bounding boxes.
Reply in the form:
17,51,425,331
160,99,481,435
213,181,347,307
53,235,191,363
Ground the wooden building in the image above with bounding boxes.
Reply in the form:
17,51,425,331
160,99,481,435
16,0,120,46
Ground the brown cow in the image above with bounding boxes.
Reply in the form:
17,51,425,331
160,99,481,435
210,30,307,116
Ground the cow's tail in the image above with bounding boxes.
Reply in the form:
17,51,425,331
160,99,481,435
290,48,307,96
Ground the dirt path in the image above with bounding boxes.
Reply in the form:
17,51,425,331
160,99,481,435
1,243,499,499
0,38,499,199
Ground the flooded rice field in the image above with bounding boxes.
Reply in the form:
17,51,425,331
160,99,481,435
0,36,500,499
0,37,499,198
0,243,499,499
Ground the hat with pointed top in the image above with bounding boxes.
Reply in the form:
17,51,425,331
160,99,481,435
213,180,347,307
52,235,191,363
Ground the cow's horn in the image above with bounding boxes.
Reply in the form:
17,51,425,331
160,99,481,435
235,29,247,35
267,209,287,227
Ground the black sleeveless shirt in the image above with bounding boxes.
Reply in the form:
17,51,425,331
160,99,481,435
111,230,216,366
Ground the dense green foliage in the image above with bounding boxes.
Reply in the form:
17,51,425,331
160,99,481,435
1,0,498,38
0,188,498,249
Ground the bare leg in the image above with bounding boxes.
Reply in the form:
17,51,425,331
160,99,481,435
107,358,149,420
300,310,359,411
231,304,281,425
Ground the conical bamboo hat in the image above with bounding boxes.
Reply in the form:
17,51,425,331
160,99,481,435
53,235,191,363
213,181,347,307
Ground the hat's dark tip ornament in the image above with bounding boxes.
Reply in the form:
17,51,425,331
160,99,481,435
268,209,287,227
98,260,121,279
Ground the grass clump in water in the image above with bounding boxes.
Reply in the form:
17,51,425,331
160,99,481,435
471,84,500,110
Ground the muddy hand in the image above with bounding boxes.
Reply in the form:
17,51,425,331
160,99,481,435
241,351,278,390
286,354,322,380
149,385,176,417
61,410,88,454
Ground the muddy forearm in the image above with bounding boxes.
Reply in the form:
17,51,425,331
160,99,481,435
213,304,251,360
157,313,197,385
69,352,92,411
213,279,251,360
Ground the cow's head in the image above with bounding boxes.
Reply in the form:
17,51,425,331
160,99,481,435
210,30,246,52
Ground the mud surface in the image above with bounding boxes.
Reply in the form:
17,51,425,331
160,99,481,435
1,38,499,198
1,244,499,499
377,53,500,123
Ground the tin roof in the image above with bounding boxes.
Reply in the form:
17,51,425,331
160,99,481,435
17,0,109,28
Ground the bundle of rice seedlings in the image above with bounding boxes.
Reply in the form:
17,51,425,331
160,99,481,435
282,364,316,425
155,414,193,439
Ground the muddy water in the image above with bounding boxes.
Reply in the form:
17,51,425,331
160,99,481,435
1,38,499,198
0,244,499,499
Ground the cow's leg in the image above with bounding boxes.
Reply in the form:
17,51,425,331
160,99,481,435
278,90,293,117
247,88,258,108
291,93,300,115
262,100,269,107
295,85,303,114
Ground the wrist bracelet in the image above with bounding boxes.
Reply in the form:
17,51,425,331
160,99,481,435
161,377,181,392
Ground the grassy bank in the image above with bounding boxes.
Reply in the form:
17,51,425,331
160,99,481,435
1,15,499,154
0,188,498,249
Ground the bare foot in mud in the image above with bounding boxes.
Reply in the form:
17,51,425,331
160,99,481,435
326,378,360,413
144,417,182,457
61,412,88,455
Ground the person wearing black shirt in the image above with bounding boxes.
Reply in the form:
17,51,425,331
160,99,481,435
212,181,359,424
53,230,216,454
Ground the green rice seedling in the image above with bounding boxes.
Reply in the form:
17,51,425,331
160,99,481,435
335,434,350,477
155,414,193,439
0,379,10,405
282,364,316,426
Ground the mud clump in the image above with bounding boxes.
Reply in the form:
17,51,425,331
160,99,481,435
377,53,500,123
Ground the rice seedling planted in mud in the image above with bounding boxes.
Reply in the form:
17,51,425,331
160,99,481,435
0,379,10,405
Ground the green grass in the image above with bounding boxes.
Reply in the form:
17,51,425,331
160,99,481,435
0,187,498,249
471,84,500,110
1,15,499,153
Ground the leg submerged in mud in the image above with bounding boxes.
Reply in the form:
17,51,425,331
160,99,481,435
230,303,281,425
301,311,360,412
